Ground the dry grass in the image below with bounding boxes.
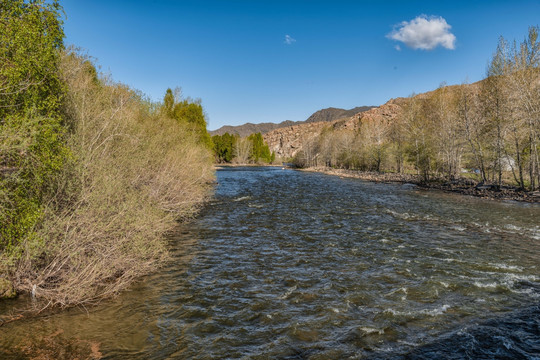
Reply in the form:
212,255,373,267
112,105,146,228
7,50,214,306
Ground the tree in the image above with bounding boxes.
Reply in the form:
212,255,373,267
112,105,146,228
212,132,236,163
430,84,463,180
400,95,435,181
160,90,213,148
388,110,406,173
0,0,67,251
506,26,540,190
0,0,65,118
248,132,273,163
480,37,512,187
359,118,389,172
163,88,174,118
234,136,252,164
457,83,489,182
294,135,319,168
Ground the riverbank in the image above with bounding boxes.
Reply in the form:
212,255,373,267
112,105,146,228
301,167,540,203
0,49,215,308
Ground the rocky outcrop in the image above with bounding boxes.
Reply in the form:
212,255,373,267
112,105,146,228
263,121,331,158
264,99,404,159
333,98,404,131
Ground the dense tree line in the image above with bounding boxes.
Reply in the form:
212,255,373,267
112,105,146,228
294,27,540,191
212,132,275,164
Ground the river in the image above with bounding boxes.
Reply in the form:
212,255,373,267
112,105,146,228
1,166,539,359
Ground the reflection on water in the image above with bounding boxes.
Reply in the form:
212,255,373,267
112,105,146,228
1,167,539,359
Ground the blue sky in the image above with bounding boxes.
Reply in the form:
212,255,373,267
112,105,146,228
61,0,540,130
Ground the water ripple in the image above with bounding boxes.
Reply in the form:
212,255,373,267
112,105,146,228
1,166,539,359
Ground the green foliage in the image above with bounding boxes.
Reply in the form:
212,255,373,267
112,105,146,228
0,0,67,251
163,88,175,118
161,88,213,148
211,132,274,164
173,101,204,127
248,132,273,163
0,0,65,118
212,132,236,163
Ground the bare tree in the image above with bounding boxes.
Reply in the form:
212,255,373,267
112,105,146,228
457,83,489,182
233,136,252,164
480,38,512,187
360,118,389,172
506,26,540,190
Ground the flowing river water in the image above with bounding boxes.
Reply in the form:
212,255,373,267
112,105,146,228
1,166,540,359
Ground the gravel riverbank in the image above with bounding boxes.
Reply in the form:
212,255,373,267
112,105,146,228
301,167,540,203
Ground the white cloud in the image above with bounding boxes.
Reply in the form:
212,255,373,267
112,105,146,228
395,44,401,51
284,34,296,45
387,15,456,50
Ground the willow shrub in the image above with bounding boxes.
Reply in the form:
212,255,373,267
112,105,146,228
11,50,214,306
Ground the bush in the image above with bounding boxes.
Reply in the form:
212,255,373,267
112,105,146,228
3,50,214,306
0,0,67,256
1,1,214,307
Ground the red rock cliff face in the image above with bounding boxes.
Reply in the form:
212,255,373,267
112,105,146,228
263,121,331,159
264,99,404,159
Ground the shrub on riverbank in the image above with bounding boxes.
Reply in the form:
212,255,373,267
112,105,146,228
17,51,214,305
0,1,214,306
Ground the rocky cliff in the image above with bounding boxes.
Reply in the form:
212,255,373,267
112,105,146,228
334,98,405,130
263,121,332,158
264,99,404,159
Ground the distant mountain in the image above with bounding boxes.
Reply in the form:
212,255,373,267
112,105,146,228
304,106,374,124
209,106,375,137
209,120,298,137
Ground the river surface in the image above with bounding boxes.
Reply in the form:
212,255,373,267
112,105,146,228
1,167,540,359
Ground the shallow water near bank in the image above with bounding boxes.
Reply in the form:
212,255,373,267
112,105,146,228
1,167,539,359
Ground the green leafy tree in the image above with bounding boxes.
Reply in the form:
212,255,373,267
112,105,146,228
212,132,236,163
0,0,67,251
173,101,206,127
163,88,174,118
161,89,213,148
0,0,65,118
248,132,273,163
